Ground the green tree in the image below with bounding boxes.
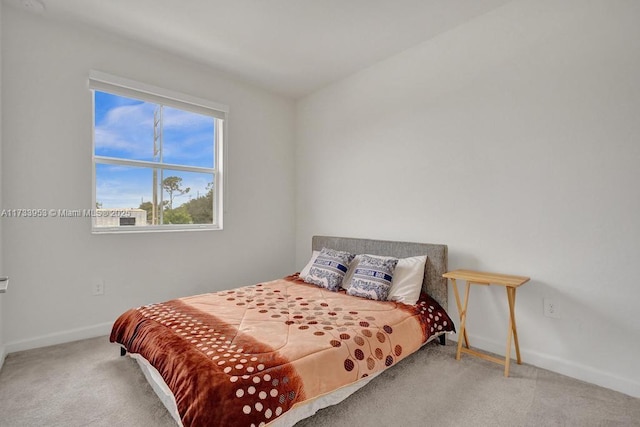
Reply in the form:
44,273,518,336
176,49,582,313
163,206,193,224
139,200,172,224
182,182,214,224
139,201,153,223
163,176,190,209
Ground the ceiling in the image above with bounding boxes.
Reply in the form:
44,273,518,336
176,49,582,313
6,0,513,98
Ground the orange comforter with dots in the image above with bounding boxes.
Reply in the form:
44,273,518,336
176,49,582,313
110,275,454,427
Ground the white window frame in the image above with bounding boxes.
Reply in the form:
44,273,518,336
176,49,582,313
89,70,227,234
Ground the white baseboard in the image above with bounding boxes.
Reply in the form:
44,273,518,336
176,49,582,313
451,334,640,398
5,322,113,354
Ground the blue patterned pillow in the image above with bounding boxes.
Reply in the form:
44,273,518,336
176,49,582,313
346,255,399,301
304,247,355,291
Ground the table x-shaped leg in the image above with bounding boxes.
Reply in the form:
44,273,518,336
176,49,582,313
451,278,473,360
504,286,522,377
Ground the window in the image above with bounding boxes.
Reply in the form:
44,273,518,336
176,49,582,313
89,71,226,233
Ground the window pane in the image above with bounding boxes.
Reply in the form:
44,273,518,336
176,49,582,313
96,163,152,210
95,164,153,228
96,165,215,227
94,91,156,162
162,107,215,168
160,169,215,225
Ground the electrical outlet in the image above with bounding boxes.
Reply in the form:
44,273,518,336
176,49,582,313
92,279,105,296
544,298,560,318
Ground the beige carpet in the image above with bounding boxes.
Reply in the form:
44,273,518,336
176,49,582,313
0,336,638,426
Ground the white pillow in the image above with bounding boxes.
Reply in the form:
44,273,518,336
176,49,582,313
343,254,427,305
299,250,319,280
387,255,427,305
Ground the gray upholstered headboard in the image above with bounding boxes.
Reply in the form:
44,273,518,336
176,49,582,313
312,236,448,310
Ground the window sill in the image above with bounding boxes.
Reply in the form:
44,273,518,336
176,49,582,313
91,225,222,234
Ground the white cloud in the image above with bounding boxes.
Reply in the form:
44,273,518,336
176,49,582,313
95,102,156,159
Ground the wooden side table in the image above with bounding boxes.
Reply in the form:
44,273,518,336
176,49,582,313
442,269,530,377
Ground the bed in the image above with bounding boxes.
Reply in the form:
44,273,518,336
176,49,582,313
110,236,454,426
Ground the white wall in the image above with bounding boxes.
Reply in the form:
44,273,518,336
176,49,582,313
0,0,5,369
1,7,296,351
296,0,640,397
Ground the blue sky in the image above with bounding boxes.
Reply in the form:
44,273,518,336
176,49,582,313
94,91,215,209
